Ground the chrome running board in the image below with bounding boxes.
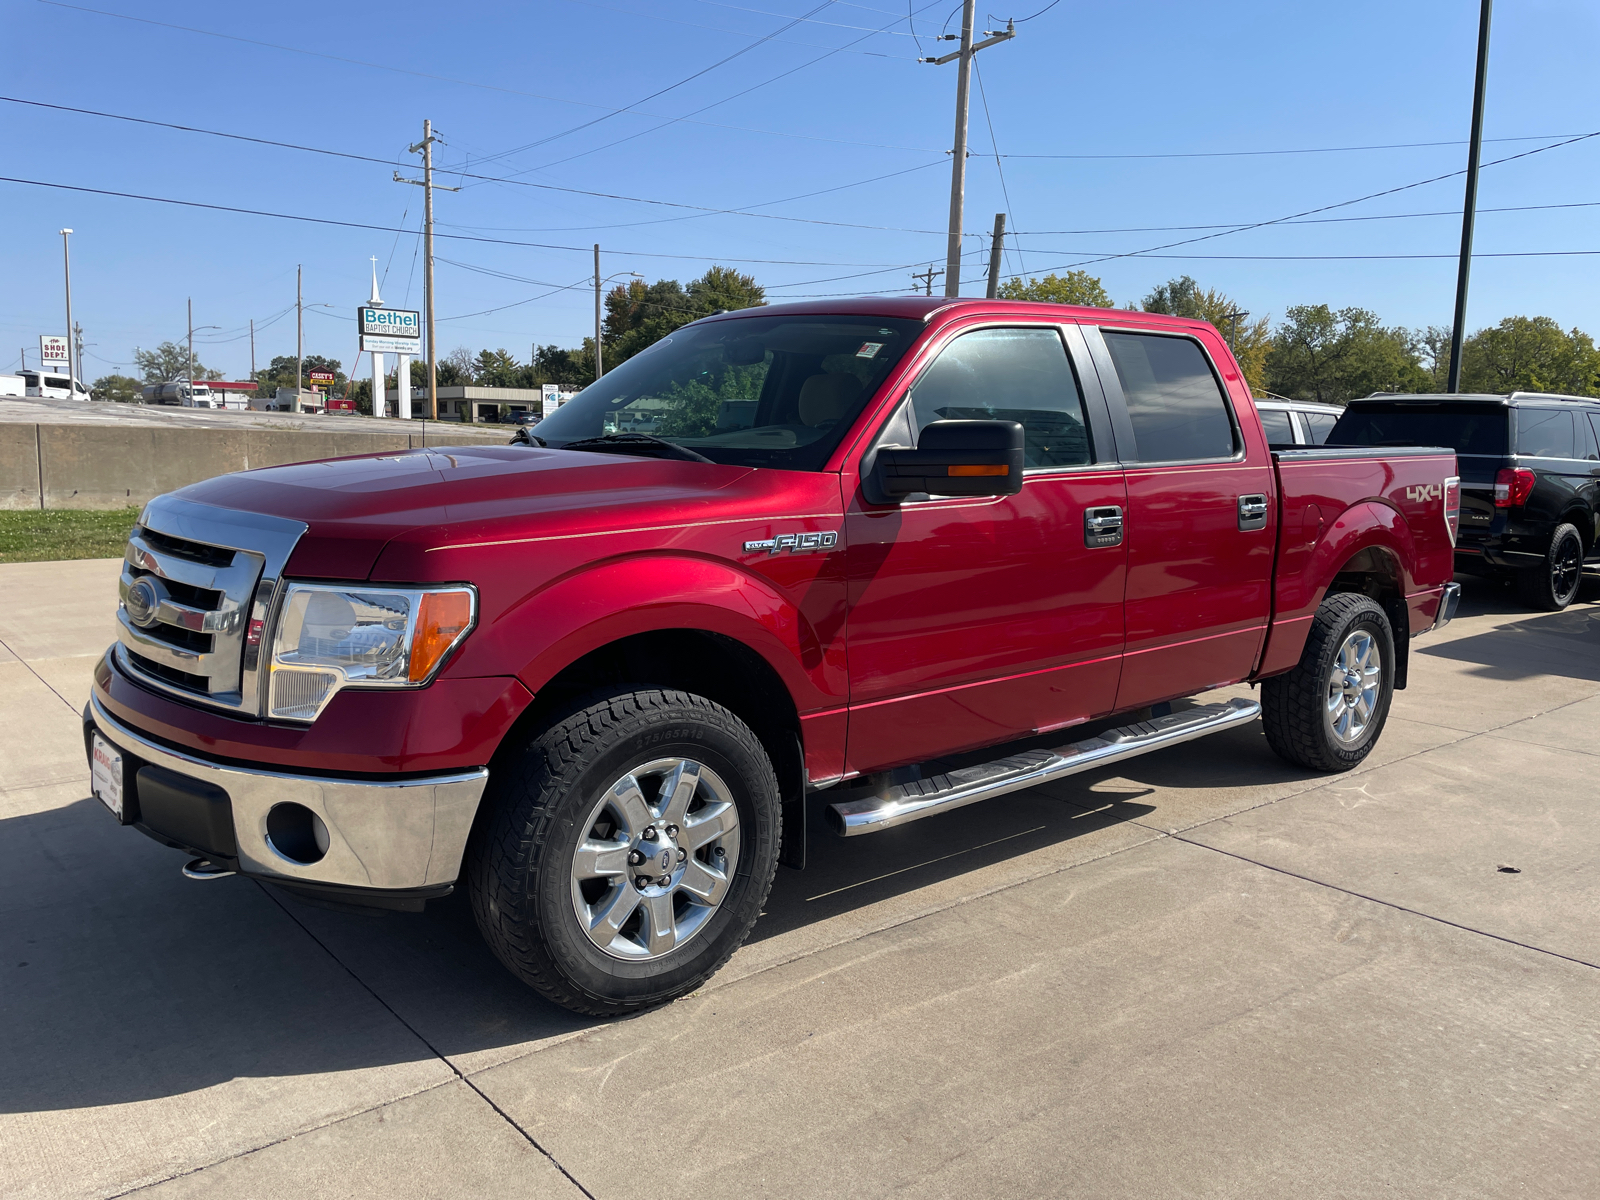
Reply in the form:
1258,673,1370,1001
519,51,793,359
826,698,1261,837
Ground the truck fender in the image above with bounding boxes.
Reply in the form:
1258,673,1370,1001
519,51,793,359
485,553,838,716
1255,500,1418,678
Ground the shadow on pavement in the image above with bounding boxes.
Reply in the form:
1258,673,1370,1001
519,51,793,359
1420,575,1600,683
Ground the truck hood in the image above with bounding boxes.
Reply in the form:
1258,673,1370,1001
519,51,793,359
174,444,755,579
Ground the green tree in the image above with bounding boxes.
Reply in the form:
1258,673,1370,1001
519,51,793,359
604,266,765,367
90,374,142,403
1459,316,1600,396
1265,305,1431,404
998,270,1113,308
1141,275,1271,395
133,341,221,384
252,354,344,397
533,342,595,388
472,348,529,388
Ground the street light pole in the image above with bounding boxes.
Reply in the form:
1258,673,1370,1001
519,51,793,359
1447,0,1493,393
60,229,75,395
594,244,603,380
296,266,303,394
188,296,194,383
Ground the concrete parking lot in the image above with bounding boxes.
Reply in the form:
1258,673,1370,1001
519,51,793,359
2,559,1597,1199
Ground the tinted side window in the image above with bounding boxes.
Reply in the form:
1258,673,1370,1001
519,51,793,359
1588,414,1600,461
1102,331,1236,462
1517,408,1576,459
1258,409,1295,445
906,327,1092,468
1300,411,1337,444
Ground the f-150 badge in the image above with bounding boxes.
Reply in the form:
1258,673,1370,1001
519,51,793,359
743,530,839,555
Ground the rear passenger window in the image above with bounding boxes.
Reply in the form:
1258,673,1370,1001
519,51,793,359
1258,409,1295,445
1588,414,1600,460
1517,408,1577,459
1102,331,1237,463
905,326,1093,468
1300,412,1337,444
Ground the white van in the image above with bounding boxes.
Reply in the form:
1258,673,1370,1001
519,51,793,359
21,370,91,400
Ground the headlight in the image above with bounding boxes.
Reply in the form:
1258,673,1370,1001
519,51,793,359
268,584,475,721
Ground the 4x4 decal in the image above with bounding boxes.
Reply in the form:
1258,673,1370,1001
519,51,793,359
1405,484,1442,502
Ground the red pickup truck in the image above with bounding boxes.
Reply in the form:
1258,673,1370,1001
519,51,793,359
85,297,1460,1015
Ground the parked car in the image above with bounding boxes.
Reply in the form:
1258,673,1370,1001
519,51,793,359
506,410,541,427
85,297,1460,1015
1331,392,1600,610
1255,399,1343,446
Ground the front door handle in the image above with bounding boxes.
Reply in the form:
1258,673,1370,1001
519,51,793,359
1238,493,1269,532
1085,505,1124,548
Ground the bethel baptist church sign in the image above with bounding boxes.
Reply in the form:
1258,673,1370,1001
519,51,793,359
357,306,421,354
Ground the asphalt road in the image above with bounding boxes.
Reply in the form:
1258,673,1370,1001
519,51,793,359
2,560,1597,1199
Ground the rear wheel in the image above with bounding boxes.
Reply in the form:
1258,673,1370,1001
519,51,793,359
468,689,781,1016
1262,593,1395,773
1516,523,1583,611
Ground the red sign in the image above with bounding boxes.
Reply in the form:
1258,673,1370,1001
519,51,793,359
325,398,356,412
308,369,336,388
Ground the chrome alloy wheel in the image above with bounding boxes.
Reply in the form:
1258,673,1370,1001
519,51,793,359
1325,630,1382,745
569,758,741,961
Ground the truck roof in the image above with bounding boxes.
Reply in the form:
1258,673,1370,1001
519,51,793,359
695,296,1218,332
1350,391,1600,408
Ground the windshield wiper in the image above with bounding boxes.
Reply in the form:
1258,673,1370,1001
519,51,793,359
509,428,547,446
557,433,714,464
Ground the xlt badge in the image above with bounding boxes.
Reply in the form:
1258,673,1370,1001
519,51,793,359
743,530,839,555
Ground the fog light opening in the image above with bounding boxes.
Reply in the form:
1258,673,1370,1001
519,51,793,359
265,803,331,865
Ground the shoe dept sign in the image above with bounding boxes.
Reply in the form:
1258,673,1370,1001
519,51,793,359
357,306,421,354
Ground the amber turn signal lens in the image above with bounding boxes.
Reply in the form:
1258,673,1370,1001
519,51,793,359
947,464,1009,477
409,590,474,682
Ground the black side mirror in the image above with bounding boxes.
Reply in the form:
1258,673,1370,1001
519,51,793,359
874,419,1024,500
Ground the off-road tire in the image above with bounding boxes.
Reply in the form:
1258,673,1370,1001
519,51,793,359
1516,522,1584,611
1262,593,1395,773
468,689,781,1016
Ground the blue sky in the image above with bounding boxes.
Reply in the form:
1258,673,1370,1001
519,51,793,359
4,0,1599,382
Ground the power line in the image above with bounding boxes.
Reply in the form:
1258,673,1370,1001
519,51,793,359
977,133,1589,161
35,0,943,156
1002,129,1600,281
0,174,924,266
1007,199,1600,239
0,96,948,236
1002,0,1062,22
476,0,949,180
972,56,1022,277
568,0,920,54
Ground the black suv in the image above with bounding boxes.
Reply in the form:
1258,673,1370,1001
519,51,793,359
1331,392,1600,610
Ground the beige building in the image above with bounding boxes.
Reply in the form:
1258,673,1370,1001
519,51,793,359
427,386,545,423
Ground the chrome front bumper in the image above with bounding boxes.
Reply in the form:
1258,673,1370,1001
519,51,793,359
88,693,488,893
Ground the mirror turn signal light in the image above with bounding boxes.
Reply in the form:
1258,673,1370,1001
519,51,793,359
409,589,475,682
947,464,1010,477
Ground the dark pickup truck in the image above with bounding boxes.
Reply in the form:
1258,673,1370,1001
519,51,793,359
86,297,1460,1014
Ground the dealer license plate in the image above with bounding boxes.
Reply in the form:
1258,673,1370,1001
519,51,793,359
90,733,124,820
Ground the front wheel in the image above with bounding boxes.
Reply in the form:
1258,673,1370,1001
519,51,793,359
468,689,781,1016
1262,593,1395,772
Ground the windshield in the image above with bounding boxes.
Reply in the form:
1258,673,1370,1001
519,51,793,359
1329,403,1509,457
534,314,923,470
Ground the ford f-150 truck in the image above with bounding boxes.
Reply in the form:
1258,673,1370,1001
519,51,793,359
85,297,1461,1015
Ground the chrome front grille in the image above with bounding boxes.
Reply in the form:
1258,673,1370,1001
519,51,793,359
113,494,308,716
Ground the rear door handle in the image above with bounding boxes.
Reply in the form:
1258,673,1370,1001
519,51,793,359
1085,505,1124,548
1238,493,1269,532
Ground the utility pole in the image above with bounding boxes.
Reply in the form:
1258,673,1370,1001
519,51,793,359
74,321,84,386
594,244,603,380
1447,0,1493,393
922,8,1014,298
188,296,195,383
396,120,459,420
985,213,1006,299
1223,309,1249,352
911,266,943,296
296,265,303,394
249,318,255,382
60,229,75,395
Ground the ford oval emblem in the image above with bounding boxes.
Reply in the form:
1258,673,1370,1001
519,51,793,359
125,579,160,628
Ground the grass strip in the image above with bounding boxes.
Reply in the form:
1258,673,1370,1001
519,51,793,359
0,507,139,564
